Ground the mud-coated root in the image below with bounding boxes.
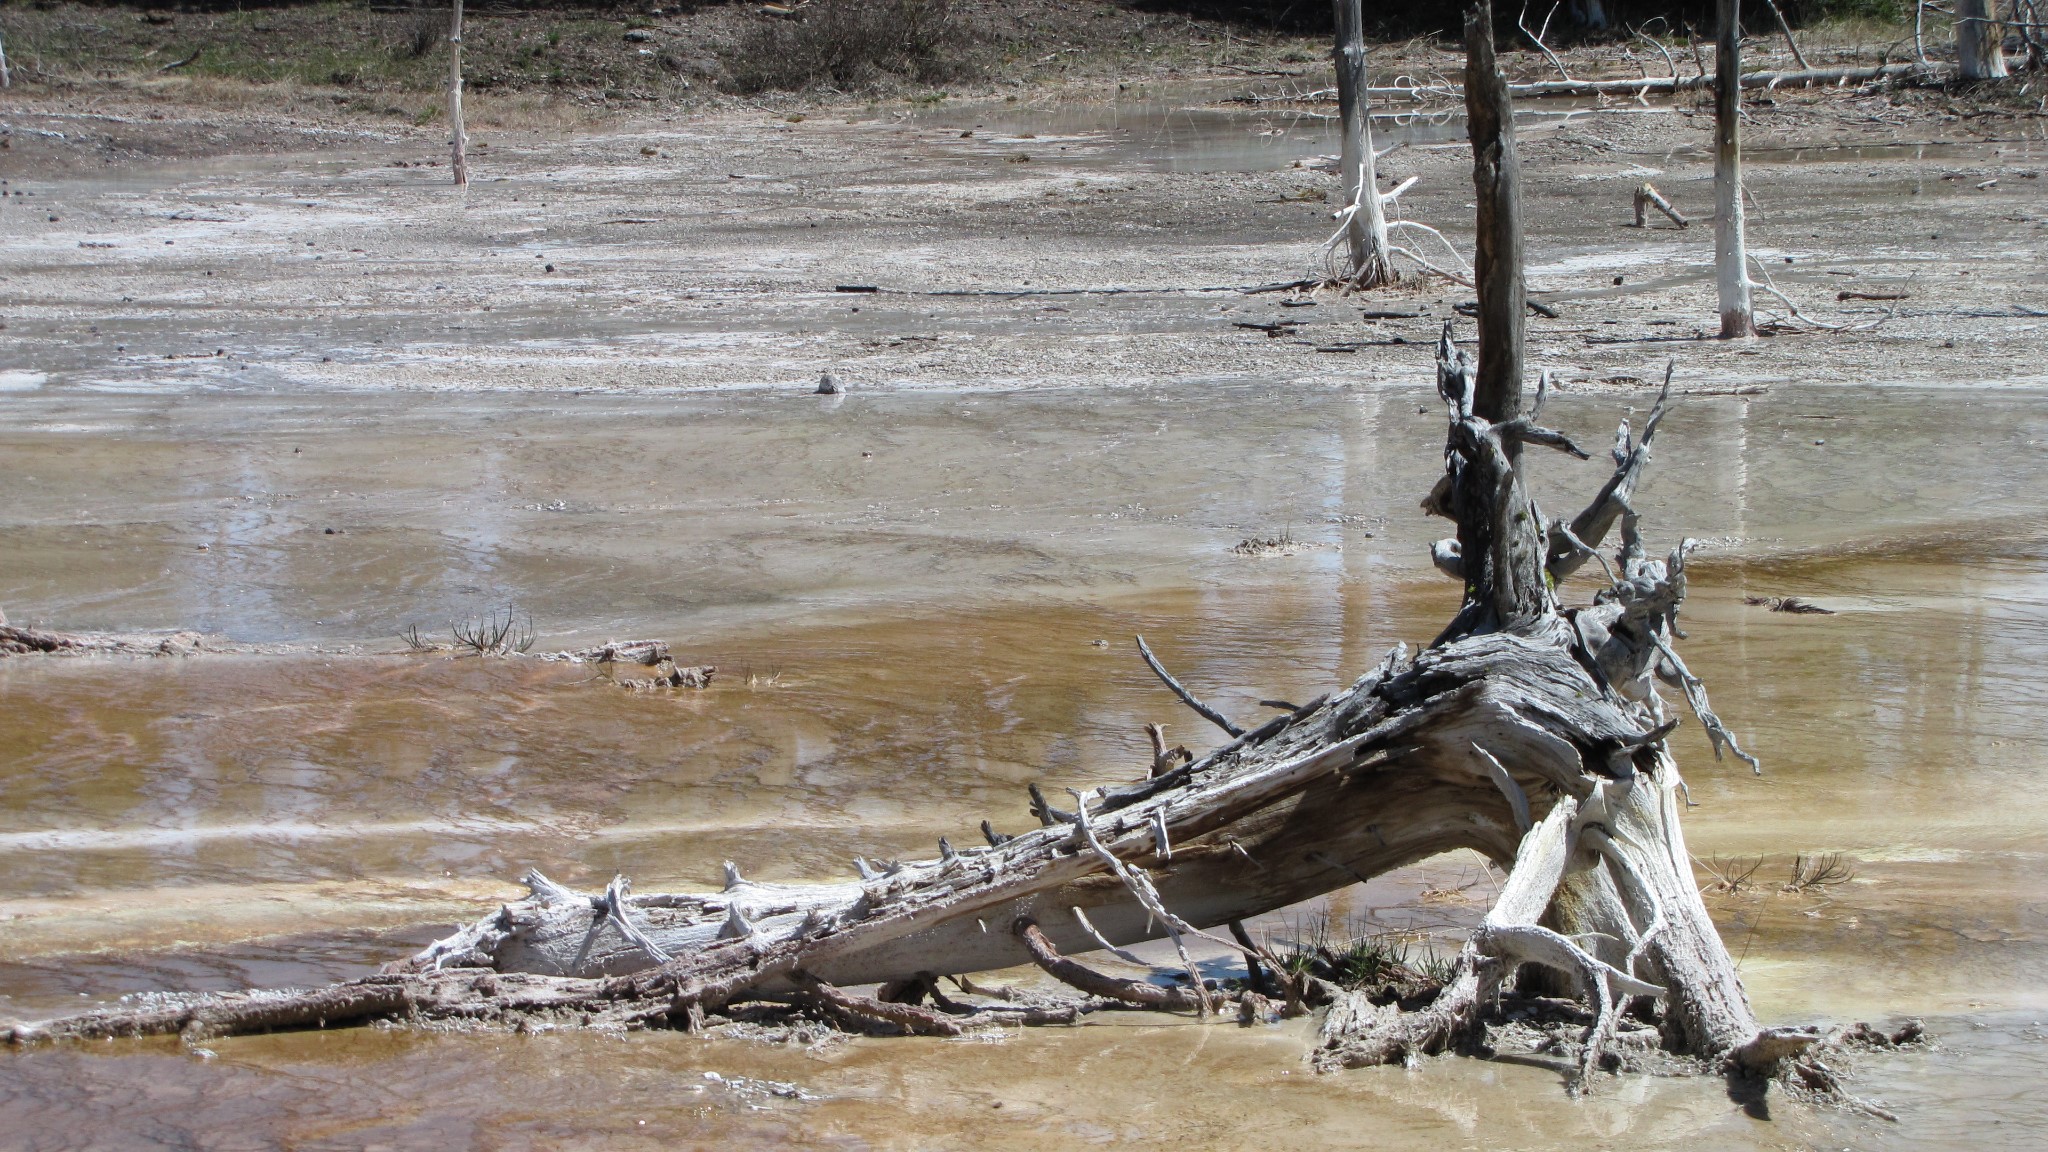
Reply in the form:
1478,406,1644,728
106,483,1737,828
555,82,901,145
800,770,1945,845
2,971,677,1044
2,967,1143,1047
0,623,211,657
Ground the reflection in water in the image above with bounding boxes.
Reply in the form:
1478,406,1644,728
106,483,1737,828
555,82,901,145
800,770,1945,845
6,384,2046,645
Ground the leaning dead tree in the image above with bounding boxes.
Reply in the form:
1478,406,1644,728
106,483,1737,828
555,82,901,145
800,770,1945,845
1714,0,1753,338
12,0,1850,1105
448,0,469,186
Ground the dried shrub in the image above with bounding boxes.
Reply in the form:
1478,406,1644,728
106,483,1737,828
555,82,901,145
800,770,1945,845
406,3,447,61
722,0,976,94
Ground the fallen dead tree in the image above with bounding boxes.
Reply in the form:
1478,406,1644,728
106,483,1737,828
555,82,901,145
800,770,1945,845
1246,61,1950,107
9,0,1888,1111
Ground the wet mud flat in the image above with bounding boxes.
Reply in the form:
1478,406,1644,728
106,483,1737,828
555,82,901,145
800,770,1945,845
4,548,2048,1149
2,82,2045,399
4,84,2048,1150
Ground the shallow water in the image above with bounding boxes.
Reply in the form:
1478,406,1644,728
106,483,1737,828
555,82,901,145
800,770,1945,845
2,554,2046,1150
4,383,2046,644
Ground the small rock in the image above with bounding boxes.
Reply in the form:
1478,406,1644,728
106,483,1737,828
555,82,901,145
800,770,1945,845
544,263,555,273
816,371,843,395
624,29,654,42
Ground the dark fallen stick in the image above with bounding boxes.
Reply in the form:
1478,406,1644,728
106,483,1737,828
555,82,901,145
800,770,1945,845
1134,635,1244,737
795,972,964,1036
1229,920,1271,996
1013,919,1202,1011
1454,298,1559,319
1836,290,1909,301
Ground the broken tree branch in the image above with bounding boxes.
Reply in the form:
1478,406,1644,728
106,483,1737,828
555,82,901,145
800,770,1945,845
1135,634,1244,737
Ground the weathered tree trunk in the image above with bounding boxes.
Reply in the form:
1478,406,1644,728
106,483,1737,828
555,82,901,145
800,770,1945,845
1332,0,1395,290
8,0,1816,1100
448,0,469,186
1956,0,2010,78
0,30,11,89
1715,0,1753,339
1464,1,1525,421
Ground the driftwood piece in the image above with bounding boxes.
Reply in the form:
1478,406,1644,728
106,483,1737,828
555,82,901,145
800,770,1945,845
1632,182,1690,228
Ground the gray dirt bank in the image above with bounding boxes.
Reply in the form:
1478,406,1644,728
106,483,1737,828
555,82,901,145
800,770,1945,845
2,76,2044,399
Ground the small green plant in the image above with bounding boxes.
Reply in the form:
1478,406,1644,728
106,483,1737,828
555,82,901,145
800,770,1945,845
1328,934,1409,988
1416,949,1459,986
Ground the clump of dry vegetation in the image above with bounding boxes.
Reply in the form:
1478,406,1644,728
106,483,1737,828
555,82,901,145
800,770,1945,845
1697,852,1858,895
722,0,981,94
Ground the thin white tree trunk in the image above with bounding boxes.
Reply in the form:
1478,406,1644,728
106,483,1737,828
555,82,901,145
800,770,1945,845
1956,0,2010,78
1714,0,1752,338
448,0,469,186
0,29,11,89
1333,0,1394,289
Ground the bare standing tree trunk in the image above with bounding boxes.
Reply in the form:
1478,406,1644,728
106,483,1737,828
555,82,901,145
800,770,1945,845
1714,0,1753,338
0,28,11,89
1465,1,1525,416
1915,0,1930,63
448,0,469,186
1332,0,1395,289
1956,0,2010,78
